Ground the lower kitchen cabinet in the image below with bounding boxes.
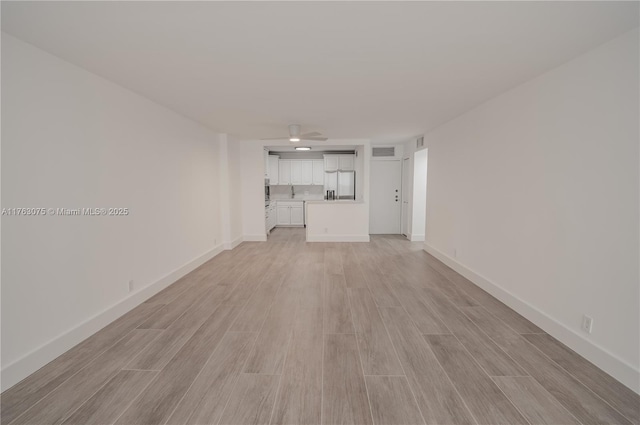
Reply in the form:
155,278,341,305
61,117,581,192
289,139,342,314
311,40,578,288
276,201,304,226
276,204,291,226
290,205,304,225
265,203,277,233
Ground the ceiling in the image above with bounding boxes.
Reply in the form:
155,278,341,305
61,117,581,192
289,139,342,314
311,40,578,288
2,2,638,142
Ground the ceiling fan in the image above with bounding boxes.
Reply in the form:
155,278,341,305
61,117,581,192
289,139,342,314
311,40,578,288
261,124,328,142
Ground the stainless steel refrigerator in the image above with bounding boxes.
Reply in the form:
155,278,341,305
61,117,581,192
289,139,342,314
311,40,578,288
324,170,356,200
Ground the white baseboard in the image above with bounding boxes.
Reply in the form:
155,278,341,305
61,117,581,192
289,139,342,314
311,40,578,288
306,234,370,242
223,235,243,250
423,242,640,394
243,234,267,242
1,244,224,392
410,233,425,242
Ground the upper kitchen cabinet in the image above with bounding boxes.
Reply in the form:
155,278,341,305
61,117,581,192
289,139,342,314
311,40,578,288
272,158,320,185
291,160,311,184
339,154,354,171
268,155,280,184
324,154,354,171
312,160,324,185
291,160,313,185
279,159,291,185
324,154,339,172
264,149,269,177
303,161,313,184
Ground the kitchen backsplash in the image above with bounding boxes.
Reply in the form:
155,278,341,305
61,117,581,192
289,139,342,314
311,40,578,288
270,185,324,196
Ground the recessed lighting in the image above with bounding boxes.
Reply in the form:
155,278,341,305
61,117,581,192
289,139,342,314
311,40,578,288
289,137,300,142
295,147,311,151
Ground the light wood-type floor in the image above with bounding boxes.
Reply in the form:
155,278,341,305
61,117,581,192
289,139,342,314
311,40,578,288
3,228,639,425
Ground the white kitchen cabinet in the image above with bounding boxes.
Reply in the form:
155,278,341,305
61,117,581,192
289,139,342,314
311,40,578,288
290,160,302,184
268,155,279,184
264,149,269,177
269,204,277,231
276,201,305,226
324,154,353,171
324,155,339,172
299,160,312,184
265,206,272,234
277,204,291,225
339,154,354,171
274,159,323,185
290,204,304,225
312,160,324,185
279,160,291,185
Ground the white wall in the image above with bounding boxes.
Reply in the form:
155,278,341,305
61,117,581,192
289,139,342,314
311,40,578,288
227,134,244,246
1,34,224,389
306,202,370,242
423,29,639,391
219,134,243,249
240,141,268,241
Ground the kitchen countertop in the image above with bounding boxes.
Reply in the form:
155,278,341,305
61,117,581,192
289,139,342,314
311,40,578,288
270,196,324,201
305,199,364,204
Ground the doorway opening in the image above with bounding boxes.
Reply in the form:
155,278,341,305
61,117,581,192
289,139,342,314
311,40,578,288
402,157,410,236
409,148,428,241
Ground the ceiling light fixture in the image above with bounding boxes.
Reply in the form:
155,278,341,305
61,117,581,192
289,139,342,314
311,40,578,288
289,137,300,142
295,147,311,151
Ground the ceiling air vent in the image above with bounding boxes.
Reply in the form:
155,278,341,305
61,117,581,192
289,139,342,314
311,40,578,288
417,136,425,149
372,147,395,157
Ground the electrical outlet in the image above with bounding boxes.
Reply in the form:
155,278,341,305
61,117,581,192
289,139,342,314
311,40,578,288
582,315,593,334
324,227,328,233
128,280,135,293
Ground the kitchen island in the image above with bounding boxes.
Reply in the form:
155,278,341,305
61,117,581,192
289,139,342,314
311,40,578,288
305,200,370,242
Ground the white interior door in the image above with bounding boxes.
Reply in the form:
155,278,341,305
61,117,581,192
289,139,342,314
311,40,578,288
401,157,410,237
370,160,402,234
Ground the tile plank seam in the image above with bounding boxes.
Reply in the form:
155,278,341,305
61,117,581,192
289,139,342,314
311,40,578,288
486,372,535,425
489,375,584,425
6,311,164,425
345,279,376,425
114,243,270,425
376,236,520,425
375,235,639,425
374,238,489,425
88,370,160,425
375,303,429,425
164,246,288,425
265,298,300,425
364,243,438,425
4,230,638,425
444,306,530,378
461,306,637,425
372,239,517,425
519,334,638,425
